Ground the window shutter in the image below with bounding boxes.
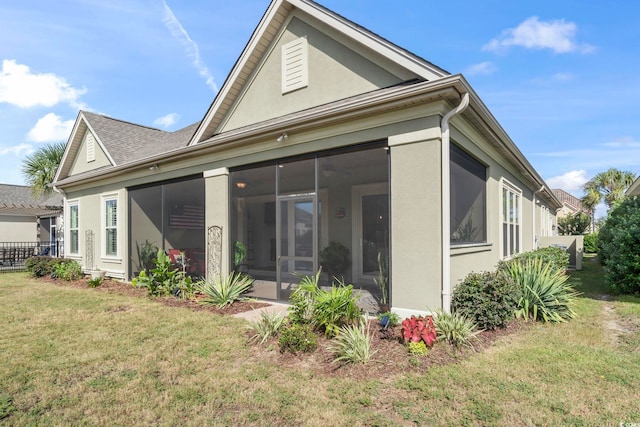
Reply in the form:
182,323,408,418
86,133,96,162
281,37,308,94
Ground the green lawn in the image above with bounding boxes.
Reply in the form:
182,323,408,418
1,258,639,426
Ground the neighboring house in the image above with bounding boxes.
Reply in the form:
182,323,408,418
626,176,640,196
0,184,63,254
52,0,561,316
552,188,592,233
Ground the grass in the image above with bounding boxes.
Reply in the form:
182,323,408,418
1,261,640,425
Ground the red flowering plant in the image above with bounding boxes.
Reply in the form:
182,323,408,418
401,315,437,347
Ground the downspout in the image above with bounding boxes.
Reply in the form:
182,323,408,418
441,92,469,312
533,186,545,248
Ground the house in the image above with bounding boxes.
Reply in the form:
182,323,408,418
552,188,592,232
52,0,561,316
0,184,63,256
626,176,640,196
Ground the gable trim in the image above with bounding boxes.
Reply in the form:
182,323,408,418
54,112,117,184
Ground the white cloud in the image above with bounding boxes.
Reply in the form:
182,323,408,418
602,136,640,148
464,61,497,76
154,113,180,128
0,143,33,156
483,17,594,54
545,170,588,194
161,1,217,92
27,113,74,142
0,59,87,108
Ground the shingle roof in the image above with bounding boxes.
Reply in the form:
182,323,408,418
82,112,200,167
552,188,590,214
0,184,63,216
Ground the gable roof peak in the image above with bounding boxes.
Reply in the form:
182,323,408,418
190,0,450,145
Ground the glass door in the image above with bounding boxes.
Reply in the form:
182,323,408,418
276,193,317,301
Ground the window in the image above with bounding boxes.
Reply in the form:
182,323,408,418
69,203,79,254
450,144,487,244
104,197,118,257
502,180,522,257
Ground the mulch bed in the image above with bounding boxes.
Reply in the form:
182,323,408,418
37,274,530,378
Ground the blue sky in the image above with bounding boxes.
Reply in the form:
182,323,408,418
1,0,639,215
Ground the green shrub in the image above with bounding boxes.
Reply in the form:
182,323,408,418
432,309,480,348
25,256,54,277
408,341,428,356
501,247,569,274
451,271,520,330
599,196,640,294
311,281,363,337
87,277,102,288
288,270,321,324
583,233,599,254
248,311,286,345
503,258,579,322
53,259,82,281
196,272,254,308
278,322,317,353
329,320,376,364
132,249,192,297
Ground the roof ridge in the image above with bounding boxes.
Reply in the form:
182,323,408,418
82,111,166,133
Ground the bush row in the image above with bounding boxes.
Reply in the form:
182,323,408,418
452,246,578,329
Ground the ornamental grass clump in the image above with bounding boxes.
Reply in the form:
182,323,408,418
503,258,579,323
196,272,254,308
248,310,286,345
432,308,480,348
329,318,376,364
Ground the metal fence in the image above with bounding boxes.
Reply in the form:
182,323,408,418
0,241,61,273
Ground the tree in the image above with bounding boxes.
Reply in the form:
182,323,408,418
581,168,636,213
557,211,591,235
598,196,640,294
20,142,66,198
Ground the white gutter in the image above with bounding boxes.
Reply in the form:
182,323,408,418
441,92,469,312
533,186,545,248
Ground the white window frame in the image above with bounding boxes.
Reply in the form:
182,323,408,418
67,200,80,256
501,179,522,258
101,193,120,260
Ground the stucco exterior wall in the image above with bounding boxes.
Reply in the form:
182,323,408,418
220,15,403,132
389,127,443,315
204,169,230,279
65,186,126,278
69,130,111,176
0,215,36,242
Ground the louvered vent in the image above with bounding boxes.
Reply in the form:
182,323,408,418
86,133,95,162
281,37,308,94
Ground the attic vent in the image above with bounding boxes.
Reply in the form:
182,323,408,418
86,133,95,162
282,37,308,94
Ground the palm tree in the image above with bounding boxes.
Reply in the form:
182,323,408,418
581,168,637,219
21,142,66,198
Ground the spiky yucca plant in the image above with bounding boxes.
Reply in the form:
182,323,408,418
503,258,579,323
433,308,480,348
248,310,286,344
329,318,376,364
196,272,254,308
